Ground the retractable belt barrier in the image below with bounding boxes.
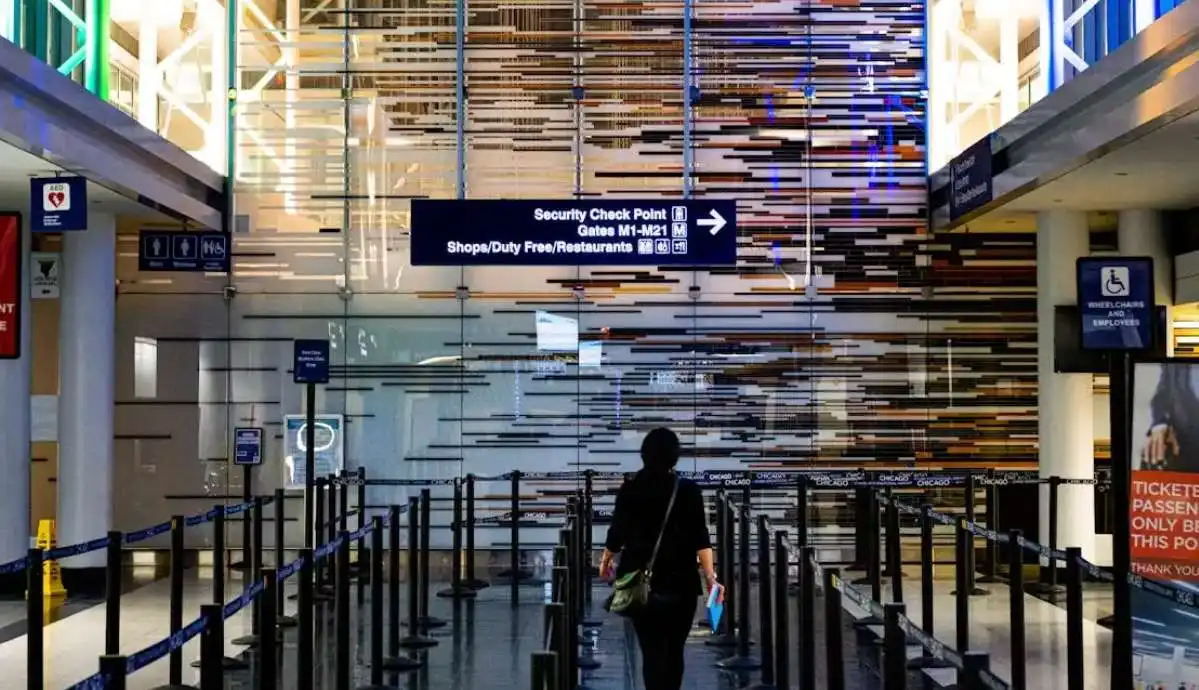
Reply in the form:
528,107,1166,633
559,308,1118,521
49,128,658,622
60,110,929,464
64,509,395,690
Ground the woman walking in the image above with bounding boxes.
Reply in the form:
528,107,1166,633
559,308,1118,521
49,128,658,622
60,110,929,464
600,427,718,690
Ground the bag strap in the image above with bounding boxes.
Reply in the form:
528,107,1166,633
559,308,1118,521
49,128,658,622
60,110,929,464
645,477,680,576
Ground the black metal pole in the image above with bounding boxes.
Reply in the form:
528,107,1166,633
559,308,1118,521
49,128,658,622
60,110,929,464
1009,529,1026,690
774,530,789,690
509,470,523,601
213,504,226,603
297,548,314,690
401,496,436,649
851,488,868,570
920,505,934,639
1037,476,1064,598
260,567,278,690
824,567,845,690
707,491,734,647
304,382,316,553
324,479,337,595
887,499,902,603
355,471,366,607
883,602,907,690
358,517,390,689
748,515,774,686
955,519,970,653
961,652,991,690
26,548,43,690
1066,546,1083,690
199,603,223,690
1109,351,1132,690
336,531,351,690
796,476,809,549
439,478,475,599
168,515,184,685
868,491,882,601
239,464,252,572
418,488,445,628
979,474,1000,583
274,488,296,627
313,478,327,592
339,471,350,534
464,473,487,590
235,496,266,646
104,530,122,655
799,546,815,690
718,501,758,670
383,503,422,670
99,655,127,690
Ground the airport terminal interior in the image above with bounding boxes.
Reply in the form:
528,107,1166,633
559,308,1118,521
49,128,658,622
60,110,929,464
2,0,1199,687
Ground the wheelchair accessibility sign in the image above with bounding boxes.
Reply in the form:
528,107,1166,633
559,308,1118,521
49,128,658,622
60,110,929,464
1077,257,1154,350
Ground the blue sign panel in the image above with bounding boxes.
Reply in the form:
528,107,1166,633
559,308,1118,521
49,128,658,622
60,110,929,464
30,177,88,232
1077,257,1155,350
948,138,992,222
409,199,737,266
233,427,264,466
138,230,230,272
293,339,330,384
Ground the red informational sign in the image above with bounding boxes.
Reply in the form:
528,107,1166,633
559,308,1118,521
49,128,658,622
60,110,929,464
1131,470,1199,580
0,214,20,359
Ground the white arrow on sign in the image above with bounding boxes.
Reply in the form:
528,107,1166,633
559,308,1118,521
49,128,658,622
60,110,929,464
697,209,727,235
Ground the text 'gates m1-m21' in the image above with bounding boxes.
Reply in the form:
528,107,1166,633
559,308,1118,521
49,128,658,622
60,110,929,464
409,199,738,266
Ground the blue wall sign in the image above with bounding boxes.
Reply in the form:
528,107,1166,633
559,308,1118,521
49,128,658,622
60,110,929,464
948,139,993,222
233,427,264,466
138,230,230,272
30,177,88,232
409,199,737,266
293,339,331,384
1077,257,1155,350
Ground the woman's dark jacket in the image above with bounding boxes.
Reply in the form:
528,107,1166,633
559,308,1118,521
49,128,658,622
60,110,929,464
604,470,711,597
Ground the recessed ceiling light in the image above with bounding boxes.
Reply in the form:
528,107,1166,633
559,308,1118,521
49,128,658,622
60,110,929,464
1115,172,1128,176
1053,199,1063,203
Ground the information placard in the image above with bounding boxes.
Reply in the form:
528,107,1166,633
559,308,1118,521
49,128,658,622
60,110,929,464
1077,257,1155,350
30,177,87,232
293,339,330,384
948,139,992,222
409,199,737,266
233,427,264,466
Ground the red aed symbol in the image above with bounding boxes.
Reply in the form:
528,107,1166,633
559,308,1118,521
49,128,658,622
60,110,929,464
47,191,65,208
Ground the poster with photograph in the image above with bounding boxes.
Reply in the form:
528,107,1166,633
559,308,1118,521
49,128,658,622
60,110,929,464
1131,361,1199,687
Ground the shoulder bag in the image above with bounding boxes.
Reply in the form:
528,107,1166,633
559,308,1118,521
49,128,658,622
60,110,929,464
606,476,679,616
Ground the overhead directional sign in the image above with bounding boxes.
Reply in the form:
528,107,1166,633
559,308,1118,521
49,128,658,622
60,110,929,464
1077,257,1155,350
138,230,230,273
409,199,737,266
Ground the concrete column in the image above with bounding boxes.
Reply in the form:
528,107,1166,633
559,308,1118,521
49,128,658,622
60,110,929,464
57,212,116,586
0,216,31,592
1037,210,1096,561
1118,209,1172,354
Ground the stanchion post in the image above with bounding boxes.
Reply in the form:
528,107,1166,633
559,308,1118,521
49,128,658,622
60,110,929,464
1065,546,1083,690
706,491,734,647
752,515,775,685
26,548,43,690
509,470,523,602
799,547,816,690
104,530,122,655
213,504,226,603
439,478,476,599
240,464,253,572
339,471,350,534
1009,529,1026,690
980,472,1000,583
464,473,486,590
314,478,327,589
824,568,845,690
852,488,868,570
774,530,790,689
168,515,185,685
401,497,436,649
795,476,808,549
383,503,422,670
260,567,278,690
417,488,445,628
360,517,388,689
920,505,935,642
867,490,882,600
251,495,265,638
199,603,224,690
297,548,315,690
960,652,991,690
336,531,351,690
718,501,758,670
99,655,127,690
883,602,907,690
1041,476,1062,592
886,499,902,603
954,519,970,652
274,488,296,627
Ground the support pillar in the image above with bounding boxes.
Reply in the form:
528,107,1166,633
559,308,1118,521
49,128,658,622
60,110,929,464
1118,210,1172,354
58,212,116,592
1037,210,1095,562
137,11,158,132
0,216,31,594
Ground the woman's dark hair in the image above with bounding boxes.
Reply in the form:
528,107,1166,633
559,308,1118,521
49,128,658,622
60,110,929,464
641,427,680,472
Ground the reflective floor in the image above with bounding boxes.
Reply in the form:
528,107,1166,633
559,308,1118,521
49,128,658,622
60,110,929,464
0,566,1115,689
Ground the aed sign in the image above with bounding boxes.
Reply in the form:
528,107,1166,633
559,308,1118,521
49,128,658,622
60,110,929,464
1077,257,1155,350
30,177,88,232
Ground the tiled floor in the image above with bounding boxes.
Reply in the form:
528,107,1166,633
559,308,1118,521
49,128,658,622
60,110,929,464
0,567,1113,690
